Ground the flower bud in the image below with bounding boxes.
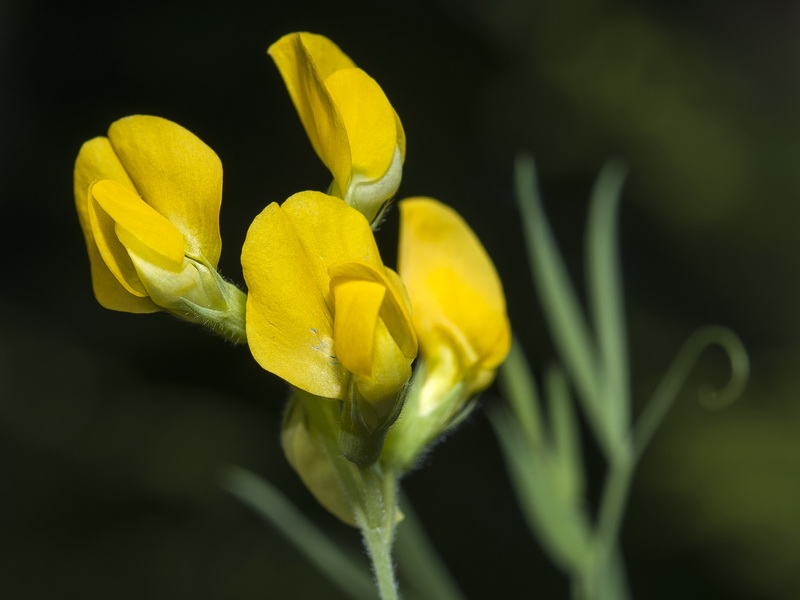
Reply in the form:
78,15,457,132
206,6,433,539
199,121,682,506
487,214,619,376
282,393,356,525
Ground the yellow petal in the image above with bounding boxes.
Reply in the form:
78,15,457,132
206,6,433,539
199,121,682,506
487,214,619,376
243,191,407,399
399,198,511,382
381,267,417,358
244,191,404,399
74,137,138,212
324,67,398,182
328,261,417,360
357,317,413,406
331,278,385,379
91,179,186,273
107,115,223,264
87,181,145,297
293,32,356,78
268,33,352,193
74,137,157,313
279,191,385,276
394,112,406,161
269,33,405,223
329,262,417,405
242,201,342,399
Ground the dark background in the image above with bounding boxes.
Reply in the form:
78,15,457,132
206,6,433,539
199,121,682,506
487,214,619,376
3,0,800,598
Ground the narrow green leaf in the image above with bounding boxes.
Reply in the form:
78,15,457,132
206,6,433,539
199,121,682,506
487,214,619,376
220,465,376,600
395,493,466,600
585,160,630,446
513,155,610,455
488,405,591,574
545,365,585,504
498,336,546,450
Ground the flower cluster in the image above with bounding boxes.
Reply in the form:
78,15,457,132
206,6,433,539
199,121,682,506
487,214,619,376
73,32,510,525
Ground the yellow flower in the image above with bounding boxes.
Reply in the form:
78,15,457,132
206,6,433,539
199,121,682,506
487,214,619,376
241,190,417,422
400,198,510,395
268,33,405,224
74,115,245,341
384,198,511,470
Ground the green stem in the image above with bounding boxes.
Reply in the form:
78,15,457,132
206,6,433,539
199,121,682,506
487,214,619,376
301,394,402,600
595,448,633,562
353,468,400,600
577,445,633,600
174,278,248,344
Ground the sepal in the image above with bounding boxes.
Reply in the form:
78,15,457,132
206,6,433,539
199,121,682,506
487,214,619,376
339,382,406,467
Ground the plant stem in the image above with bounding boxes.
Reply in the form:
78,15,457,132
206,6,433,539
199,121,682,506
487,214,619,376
353,467,400,600
296,392,403,599
577,444,633,600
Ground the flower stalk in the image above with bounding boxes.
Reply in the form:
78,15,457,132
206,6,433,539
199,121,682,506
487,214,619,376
352,467,400,600
297,393,402,600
